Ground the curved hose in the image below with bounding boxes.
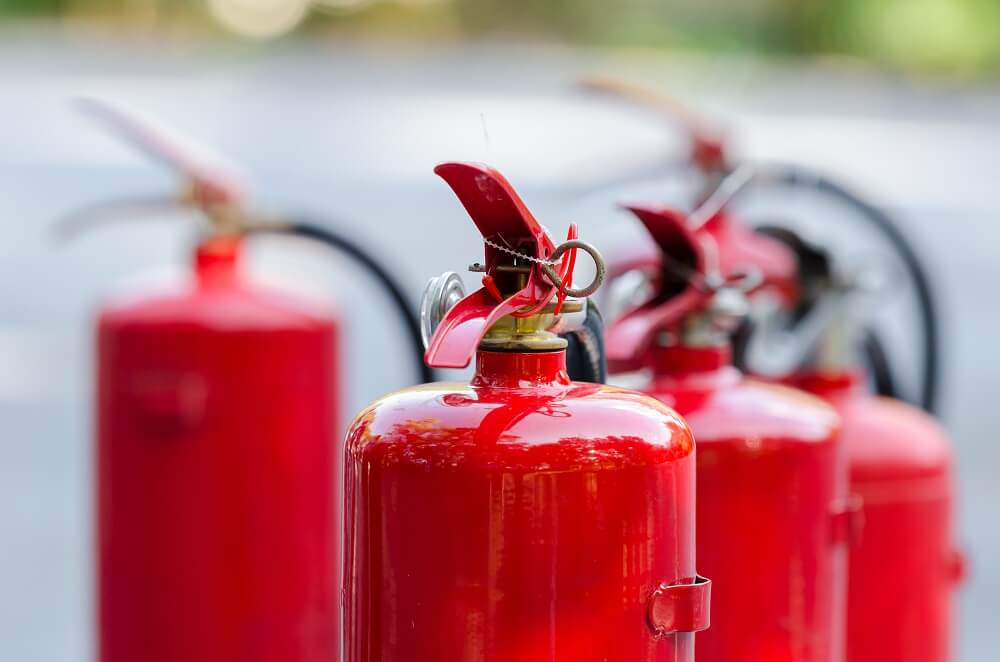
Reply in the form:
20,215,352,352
862,327,897,400
755,167,940,414
251,220,433,385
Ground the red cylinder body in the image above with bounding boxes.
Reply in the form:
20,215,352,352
642,344,847,662
343,349,700,661
787,371,961,662
97,238,339,662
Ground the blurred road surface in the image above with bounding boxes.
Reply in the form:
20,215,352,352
1,27,998,661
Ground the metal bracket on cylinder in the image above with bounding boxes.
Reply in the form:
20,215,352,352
129,372,209,434
647,575,712,637
947,547,968,585
830,494,865,547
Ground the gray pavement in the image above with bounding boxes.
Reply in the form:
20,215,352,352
1,28,997,660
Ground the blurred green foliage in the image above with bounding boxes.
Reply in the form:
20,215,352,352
0,0,72,14
2,0,1000,75
785,0,1000,73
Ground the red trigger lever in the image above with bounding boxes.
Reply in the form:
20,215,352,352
553,224,579,315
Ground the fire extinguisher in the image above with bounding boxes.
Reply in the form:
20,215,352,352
581,77,800,313
742,227,965,662
66,98,428,662
580,76,940,413
342,161,711,661
604,199,850,662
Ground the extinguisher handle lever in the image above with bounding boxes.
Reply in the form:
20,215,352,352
77,96,248,208
605,203,709,372
63,97,251,239
434,162,554,256
426,162,597,370
577,76,728,175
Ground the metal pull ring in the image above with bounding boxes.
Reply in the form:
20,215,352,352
540,239,606,298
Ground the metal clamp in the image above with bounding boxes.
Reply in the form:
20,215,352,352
647,575,712,637
948,547,968,585
830,494,865,547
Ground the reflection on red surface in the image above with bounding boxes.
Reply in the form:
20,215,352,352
343,350,699,661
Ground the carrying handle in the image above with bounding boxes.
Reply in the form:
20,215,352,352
57,97,250,240
604,203,710,372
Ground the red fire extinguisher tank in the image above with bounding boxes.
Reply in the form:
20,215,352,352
97,237,338,662
342,162,710,662
791,370,962,661
747,225,965,662
606,205,847,662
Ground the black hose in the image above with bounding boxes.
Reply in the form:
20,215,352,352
756,167,940,414
561,300,608,384
862,327,897,399
251,221,433,385
730,317,755,372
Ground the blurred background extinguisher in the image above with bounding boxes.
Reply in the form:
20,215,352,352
588,78,962,660
342,161,710,661
581,77,940,414
742,227,965,662
603,193,849,662
63,99,428,662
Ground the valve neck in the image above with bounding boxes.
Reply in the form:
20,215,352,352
472,349,571,389
676,307,733,348
194,235,242,287
649,342,733,377
813,298,864,372
787,368,865,401
477,298,583,353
